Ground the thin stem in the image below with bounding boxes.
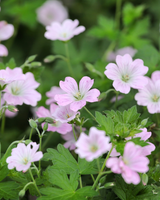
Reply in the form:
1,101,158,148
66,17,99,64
79,175,83,188
29,128,33,140
91,174,95,183
29,168,41,196
36,128,42,173
32,163,40,178
0,91,1,114
96,158,100,172
64,42,74,77
102,41,116,61
23,182,35,192
72,124,77,141
1,112,5,133
84,106,98,123
42,133,52,150
115,0,122,30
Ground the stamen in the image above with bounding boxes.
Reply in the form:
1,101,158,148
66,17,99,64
90,145,98,152
152,95,160,102
122,74,130,82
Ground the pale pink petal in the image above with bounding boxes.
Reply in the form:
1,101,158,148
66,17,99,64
0,44,8,56
60,77,78,94
0,22,14,41
79,76,94,95
84,89,100,102
55,94,74,106
113,79,131,94
70,100,86,111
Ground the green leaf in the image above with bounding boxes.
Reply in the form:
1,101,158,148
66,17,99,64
0,165,9,181
85,63,104,78
123,106,140,123
43,144,99,175
0,181,19,200
6,58,16,69
95,111,114,135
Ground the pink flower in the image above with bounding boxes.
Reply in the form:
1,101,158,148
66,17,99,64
107,47,137,62
3,72,41,106
126,128,155,156
0,44,8,57
104,54,148,94
36,104,72,134
54,76,100,112
75,127,111,161
53,105,79,123
44,19,85,41
36,0,68,26
6,142,43,172
151,70,160,82
46,86,64,105
0,21,14,41
135,77,160,114
106,142,149,184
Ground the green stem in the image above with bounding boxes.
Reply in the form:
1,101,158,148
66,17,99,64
115,0,122,30
102,41,116,61
42,132,52,150
92,171,112,190
64,42,74,77
84,106,98,123
32,163,40,178
92,145,114,190
0,91,1,114
29,168,41,196
72,124,77,141
79,175,83,188
91,174,95,183
36,128,42,173
29,128,33,140
1,112,6,134
23,182,35,192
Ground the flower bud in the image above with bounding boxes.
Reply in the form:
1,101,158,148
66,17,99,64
7,105,18,113
37,117,45,123
142,173,148,186
141,118,148,127
43,123,48,131
19,189,25,198
29,119,37,129
45,117,54,124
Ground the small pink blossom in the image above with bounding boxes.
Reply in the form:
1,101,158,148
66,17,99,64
135,77,160,114
46,86,64,105
36,0,68,26
0,44,8,57
107,47,137,62
55,76,100,112
44,19,85,41
75,127,111,161
0,21,14,41
104,54,148,94
36,104,72,134
53,105,79,123
3,72,41,106
6,142,43,172
106,142,149,185
151,70,160,82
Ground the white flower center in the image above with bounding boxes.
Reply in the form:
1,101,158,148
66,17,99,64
121,74,130,82
152,95,160,102
123,158,129,165
74,91,83,100
90,144,98,153
22,157,29,165
11,87,21,95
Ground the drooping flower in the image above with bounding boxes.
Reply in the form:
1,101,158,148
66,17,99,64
135,77,160,114
0,21,14,41
104,54,148,94
3,72,41,106
106,142,149,185
6,142,43,172
36,104,72,134
36,0,68,26
107,47,137,62
54,76,100,112
44,19,85,41
53,105,79,123
46,86,65,105
0,44,8,57
75,127,111,161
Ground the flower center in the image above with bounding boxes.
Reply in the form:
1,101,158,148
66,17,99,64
0,78,5,81
123,158,129,165
11,87,21,95
90,144,98,153
74,91,83,100
66,114,70,118
122,74,130,82
22,157,29,165
152,95,160,102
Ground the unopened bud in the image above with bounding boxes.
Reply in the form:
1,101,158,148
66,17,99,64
45,117,54,124
43,123,48,131
19,189,25,198
142,173,148,186
29,119,37,129
141,118,148,126
37,117,45,123
7,105,18,113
